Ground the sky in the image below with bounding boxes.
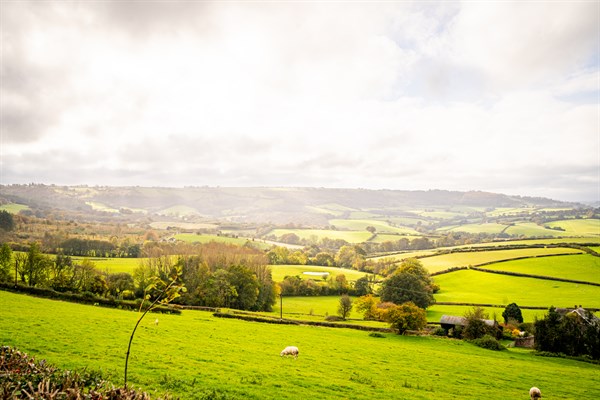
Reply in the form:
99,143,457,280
1,1,599,202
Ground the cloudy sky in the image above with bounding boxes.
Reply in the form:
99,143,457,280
1,1,598,202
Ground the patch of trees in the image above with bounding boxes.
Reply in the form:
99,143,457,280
0,241,277,313
279,274,372,297
534,307,600,360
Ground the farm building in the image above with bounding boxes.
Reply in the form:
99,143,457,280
555,307,600,326
440,315,498,333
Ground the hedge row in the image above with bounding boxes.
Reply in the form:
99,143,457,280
213,312,392,332
0,283,181,314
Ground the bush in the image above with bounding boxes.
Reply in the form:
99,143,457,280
432,327,447,336
470,335,506,351
368,332,385,338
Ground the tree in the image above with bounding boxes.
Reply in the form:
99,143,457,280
463,307,498,340
380,258,435,309
366,226,376,234
354,276,371,296
0,243,12,282
502,302,523,324
0,210,15,231
384,302,427,335
227,264,260,310
337,294,353,320
355,294,378,320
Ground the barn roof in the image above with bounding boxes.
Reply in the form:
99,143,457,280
440,315,497,327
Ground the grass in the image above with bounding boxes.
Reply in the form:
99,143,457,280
481,254,600,284
504,223,565,237
433,269,600,308
149,221,219,230
2,290,599,399
545,219,600,236
268,229,372,243
270,265,370,283
438,223,510,235
0,203,30,213
174,233,271,250
367,234,423,243
426,304,545,323
71,257,145,274
419,247,583,273
328,219,419,235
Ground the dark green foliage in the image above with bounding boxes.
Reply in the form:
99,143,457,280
470,335,506,351
0,210,15,231
534,306,600,359
502,302,524,324
0,243,12,282
354,275,372,296
380,259,435,309
368,332,385,338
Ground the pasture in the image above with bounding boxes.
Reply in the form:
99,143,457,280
426,304,545,323
437,223,508,235
267,228,372,243
174,233,271,250
481,254,600,284
419,247,583,273
433,269,600,308
270,265,369,283
328,219,419,235
545,219,600,237
0,203,30,213
73,256,144,274
1,290,599,399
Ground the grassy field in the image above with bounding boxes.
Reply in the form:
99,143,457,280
72,256,145,274
437,223,509,235
504,222,565,237
481,254,600,284
270,265,369,283
545,219,600,236
149,221,219,230
419,247,583,273
367,233,423,243
0,203,30,213
433,269,600,308
174,233,271,250
328,219,419,235
268,228,372,243
426,304,546,323
1,291,599,399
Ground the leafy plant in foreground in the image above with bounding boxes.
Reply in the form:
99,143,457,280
124,266,186,388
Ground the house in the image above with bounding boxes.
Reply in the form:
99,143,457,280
555,307,600,326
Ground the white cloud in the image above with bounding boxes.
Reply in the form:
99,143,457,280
1,1,598,202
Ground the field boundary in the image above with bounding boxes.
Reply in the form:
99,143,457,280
213,311,392,332
470,267,600,287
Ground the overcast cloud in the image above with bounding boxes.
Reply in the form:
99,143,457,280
1,1,598,202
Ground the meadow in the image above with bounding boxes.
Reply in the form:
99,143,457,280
328,219,419,235
174,233,271,250
481,254,600,284
433,269,600,308
267,228,372,243
545,219,600,236
1,290,599,400
270,265,369,283
418,247,583,273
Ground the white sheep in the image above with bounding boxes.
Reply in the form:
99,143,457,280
280,346,299,359
529,387,542,399
154,318,159,326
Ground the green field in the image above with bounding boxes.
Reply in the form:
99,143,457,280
545,219,600,236
2,291,599,399
149,221,219,230
504,222,566,237
270,265,369,283
426,304,545,324
433,269,600,308
437,223,509,235
419,247,583,273
72,256,145,274
268,229,372,243
174,233,271,250
0,203,30,213
481,254,600,284
328,219,419,235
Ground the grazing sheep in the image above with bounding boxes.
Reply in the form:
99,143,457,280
154,318,159,326
530,387,542,399
280,346,299,358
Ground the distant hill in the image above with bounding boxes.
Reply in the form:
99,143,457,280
0,184,579,226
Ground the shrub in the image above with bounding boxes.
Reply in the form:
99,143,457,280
432,327,447,336
368,332,385,338
470,335,506,351
384,301,427,335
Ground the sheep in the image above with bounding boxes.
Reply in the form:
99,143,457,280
529,387,542,399
280,346,299,359
154,318,159,326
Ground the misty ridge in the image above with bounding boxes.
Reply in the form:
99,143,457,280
0,184,580,226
